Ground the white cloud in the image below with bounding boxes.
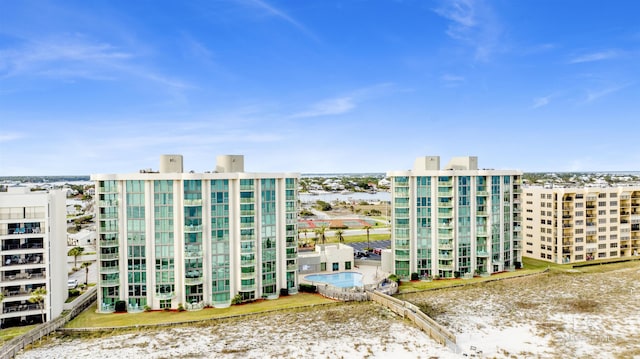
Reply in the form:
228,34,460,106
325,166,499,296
441,74,465,87
584,85,627,103
569,50,619,64
434,0,501,61
290,83,397,119
0,36,189,91
532,96,550,109
290,97,355,118
0,132,25,142
240,0,319,42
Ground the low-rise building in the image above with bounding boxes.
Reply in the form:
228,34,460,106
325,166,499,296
298,243,355,274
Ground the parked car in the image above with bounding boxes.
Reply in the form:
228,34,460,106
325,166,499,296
354,250,369,258
373,248,383,255
68,279,78,289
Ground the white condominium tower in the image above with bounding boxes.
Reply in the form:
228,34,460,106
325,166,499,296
522,186,640,264
387,156,523,279
0,187,67,327
92,155,299,312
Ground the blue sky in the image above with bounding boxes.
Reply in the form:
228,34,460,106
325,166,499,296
1,0,639,175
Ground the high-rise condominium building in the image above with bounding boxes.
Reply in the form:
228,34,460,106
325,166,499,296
91,155,299,312
387,156,523,279
522,186,640,264
0,187,67,327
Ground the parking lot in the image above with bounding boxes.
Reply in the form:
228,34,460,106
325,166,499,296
346,240,391,261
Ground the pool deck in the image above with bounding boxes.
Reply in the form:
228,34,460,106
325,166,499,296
300,264,389,286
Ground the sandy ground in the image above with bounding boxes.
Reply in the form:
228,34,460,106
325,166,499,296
17,303,455,359
17,264,640,359
401,263,640,358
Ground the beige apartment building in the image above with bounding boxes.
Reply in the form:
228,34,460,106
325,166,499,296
523,186,640,264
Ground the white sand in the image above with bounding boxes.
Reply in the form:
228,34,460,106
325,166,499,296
17,264,640,358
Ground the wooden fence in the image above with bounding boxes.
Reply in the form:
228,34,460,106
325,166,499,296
369,290,458,352
0,287,97,359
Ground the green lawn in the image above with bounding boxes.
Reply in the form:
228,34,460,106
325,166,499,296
66,293,337,329
0,325,37,344
399,257,640,293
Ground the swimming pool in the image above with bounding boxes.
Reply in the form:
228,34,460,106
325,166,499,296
304,272,363,288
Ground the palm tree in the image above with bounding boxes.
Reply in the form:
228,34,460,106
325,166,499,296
68,246,85,269
364,225,372,250
313,229,320,245
29,287,47,323
81,261,92,285
335,229,344,243
319,225,327,244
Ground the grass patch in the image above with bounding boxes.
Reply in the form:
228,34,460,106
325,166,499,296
562,298,599,313
0,325,38,344
398,268,542,293
65,293,336,329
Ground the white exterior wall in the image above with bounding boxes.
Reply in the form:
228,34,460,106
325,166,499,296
0,189,67,326
388,157,522,279
92,170,299,311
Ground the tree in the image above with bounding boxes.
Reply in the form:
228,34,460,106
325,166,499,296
335,229,344,243
318,225,327,244
81,261,92,285
29,287,47,323
68,246,85,269
364,225,372,250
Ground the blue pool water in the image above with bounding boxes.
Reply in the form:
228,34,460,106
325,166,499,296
305,272,363,288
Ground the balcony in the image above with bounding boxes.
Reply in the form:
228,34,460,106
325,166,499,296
185,276,204,285
476,249,489,257
99,200,118,207
155,292,175,299
437,190,453,197
100,266,119,274
184,251,203,259
184,199,202,206
287,264,297,271
2,272,46,282
476,190,489,196
99,239,119,247
184,224,203,232
438,242,453,250
438,264,454,271
395,254,410,260
100,278,120,286
100,253,119,260
241,272,255,279
2,303,41,314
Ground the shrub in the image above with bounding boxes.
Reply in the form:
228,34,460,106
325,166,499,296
299,283,317,293
115,300,127,313
68,289,80,297
144,305,151,312
177,303,185,312
388,274,400,284
410,272,419,281
329,225,348,230
231,294,243,305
